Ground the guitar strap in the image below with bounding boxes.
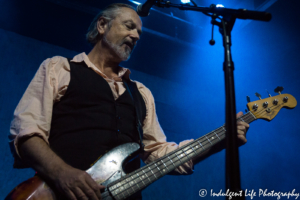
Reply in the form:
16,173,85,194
123,78,145,152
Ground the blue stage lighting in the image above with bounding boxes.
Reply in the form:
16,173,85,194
216,4,224,8
128,0,141,5
181,0,190,3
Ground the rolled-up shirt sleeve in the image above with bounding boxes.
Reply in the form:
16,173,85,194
10,57,58,157
136,82,194,175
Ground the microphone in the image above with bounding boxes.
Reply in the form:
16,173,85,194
136,0,157,17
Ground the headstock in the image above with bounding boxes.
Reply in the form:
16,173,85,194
247,93,297,121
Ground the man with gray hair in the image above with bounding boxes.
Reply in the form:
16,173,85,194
9,3,249,200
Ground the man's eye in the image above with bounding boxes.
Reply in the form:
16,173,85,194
126,24,133,29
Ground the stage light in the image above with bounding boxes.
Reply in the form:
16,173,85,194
181,0,190,3
128,0,141,5
216,4,224,8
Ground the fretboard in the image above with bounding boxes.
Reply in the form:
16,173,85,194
107,111,257,200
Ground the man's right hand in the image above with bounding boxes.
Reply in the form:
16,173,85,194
51,165,105,200
18,136,105,200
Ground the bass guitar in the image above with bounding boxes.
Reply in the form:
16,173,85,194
5,92,297,200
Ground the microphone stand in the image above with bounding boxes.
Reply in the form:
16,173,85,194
154,1,271,199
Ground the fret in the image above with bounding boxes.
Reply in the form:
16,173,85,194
148,166,157,179
239,117,245,122
161,159,170,171
124,183,131,197
142,170,152,183
214,131,221,140
119,180,127,191
184,147,193,155
109,184,116,190
249,111,256,120
154,163,163,175
222,126,226,131
190,145,197,154
124,190,130,199
122,179,129,189
113,184,118,190
131,175,141,190
119,188,126,199
118,193,124,199
182,148,191,160
112,183,120,190
136,173,146,187
111,189,118,197
197,140,205,150
152,166,160,175
114,193,119,200
113,185,120,196
127,177,136,194
175,152,183,164
116,193,123,200
168,156,176,167
114,183,123,195
205,135,212,145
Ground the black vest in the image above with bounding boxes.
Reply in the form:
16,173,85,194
49,60,146,172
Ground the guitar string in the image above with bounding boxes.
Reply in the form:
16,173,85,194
108,112,256,198
109,111,260,198
108,112,255,198
112,126,232,199
109,130,226,198
109,104,283,198
123,103,285,196
112,98,287,196
112,120,258,199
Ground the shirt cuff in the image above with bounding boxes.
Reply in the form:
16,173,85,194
13,127,49,158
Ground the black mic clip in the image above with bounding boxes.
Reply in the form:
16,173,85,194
156,0,169,8
209,5,221,46
209,23,216,46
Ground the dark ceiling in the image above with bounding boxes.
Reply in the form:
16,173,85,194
0,0,299,83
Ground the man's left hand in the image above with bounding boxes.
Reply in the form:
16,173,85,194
236,111,250,145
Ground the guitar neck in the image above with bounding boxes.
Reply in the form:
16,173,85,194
106,111,257,200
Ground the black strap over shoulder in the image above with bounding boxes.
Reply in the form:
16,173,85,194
123,78,145,151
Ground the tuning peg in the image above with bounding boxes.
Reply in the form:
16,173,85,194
246,96,250,103
266,89,272,97
274,86,284,95
255,92,262,100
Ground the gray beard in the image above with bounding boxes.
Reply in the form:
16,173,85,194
103,35,131,61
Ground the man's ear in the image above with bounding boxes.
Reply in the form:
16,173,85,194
97,17,109,35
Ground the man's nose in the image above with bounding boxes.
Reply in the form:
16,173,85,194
131,30,140,42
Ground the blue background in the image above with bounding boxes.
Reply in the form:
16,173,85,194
0,0,299,199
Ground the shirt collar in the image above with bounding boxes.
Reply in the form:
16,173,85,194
70,52,131,80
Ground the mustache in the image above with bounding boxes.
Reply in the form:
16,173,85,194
123,40,135,50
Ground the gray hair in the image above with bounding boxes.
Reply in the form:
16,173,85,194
86,3,135,45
